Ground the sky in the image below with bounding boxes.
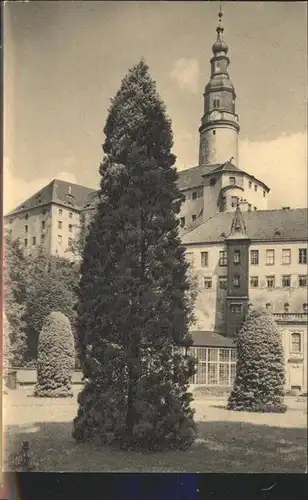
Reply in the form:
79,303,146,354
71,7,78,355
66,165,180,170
3,1,307,213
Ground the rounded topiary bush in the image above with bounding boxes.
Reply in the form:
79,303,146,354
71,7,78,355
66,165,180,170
34,311,75,397
227,306,287,413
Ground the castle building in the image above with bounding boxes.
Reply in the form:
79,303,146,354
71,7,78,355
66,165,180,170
4,12,307,392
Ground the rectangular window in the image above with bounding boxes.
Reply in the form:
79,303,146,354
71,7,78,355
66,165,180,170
69,224,73,233
58,221,63,229
32,237,36,246
186,252,194,266
219,250,228,266
58,234,62,244
25,225,28,233
218,276,227,290
229,177,236,185
250,276,259,288
24,238,28,247
41,234,45,243
298,275,307,287
213,98,220,108
68,237,73,246
204,277,212,289
59,208,63,215
221,196,227,211
282,249,291,265
249,181,252,188
197,190,203,198
282,275,291,288
182,195,186,202
233,275,240,287
41,221,45,230
266,249,275,265
180,217,185,228
192,214,197,222
266,275,275,288
231,196,239,208
234,250,240,263
201,251,208,267
299,248,307,264
250,250,259,265
291,333,301,353
192,191,197,200
230,303,243,314
69,212,73,219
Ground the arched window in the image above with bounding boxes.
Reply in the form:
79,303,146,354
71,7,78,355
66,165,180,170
291,333,301,353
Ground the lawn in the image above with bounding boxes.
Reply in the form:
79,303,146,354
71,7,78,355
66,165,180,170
3,387,307,473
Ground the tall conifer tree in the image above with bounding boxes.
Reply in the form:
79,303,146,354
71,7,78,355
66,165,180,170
73,60,196,450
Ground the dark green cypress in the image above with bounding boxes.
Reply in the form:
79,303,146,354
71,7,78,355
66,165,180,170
72,60,196,450
227,306,287,413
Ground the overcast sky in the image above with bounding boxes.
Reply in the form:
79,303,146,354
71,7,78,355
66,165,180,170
4,1,307,213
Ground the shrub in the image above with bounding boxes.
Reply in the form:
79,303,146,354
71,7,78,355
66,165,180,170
34,311,75,397
227,306,287,413
3,313,12,392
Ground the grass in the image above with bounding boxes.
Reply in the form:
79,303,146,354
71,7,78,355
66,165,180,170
3,386,307,473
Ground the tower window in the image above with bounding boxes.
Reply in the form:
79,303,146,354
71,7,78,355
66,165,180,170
229,177,236,185
254,185,258,192
32,237,36,246
234,250,241,264
233,276,240,288
263,191,266,197
230,303,243,314
213,98,220,108
231,196,239,208
213,130,216,136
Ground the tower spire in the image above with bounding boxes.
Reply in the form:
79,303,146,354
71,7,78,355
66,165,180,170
198,7,239,167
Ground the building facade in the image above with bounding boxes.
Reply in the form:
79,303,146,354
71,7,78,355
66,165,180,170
4,12,307,392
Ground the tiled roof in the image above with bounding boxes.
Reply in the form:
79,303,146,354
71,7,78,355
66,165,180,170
5,179,96,216
191,330,236,347
177,164,219,190
182,208,308,245
177,161,270,192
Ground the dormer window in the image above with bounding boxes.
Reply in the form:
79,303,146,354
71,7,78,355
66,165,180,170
229,177,236,185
